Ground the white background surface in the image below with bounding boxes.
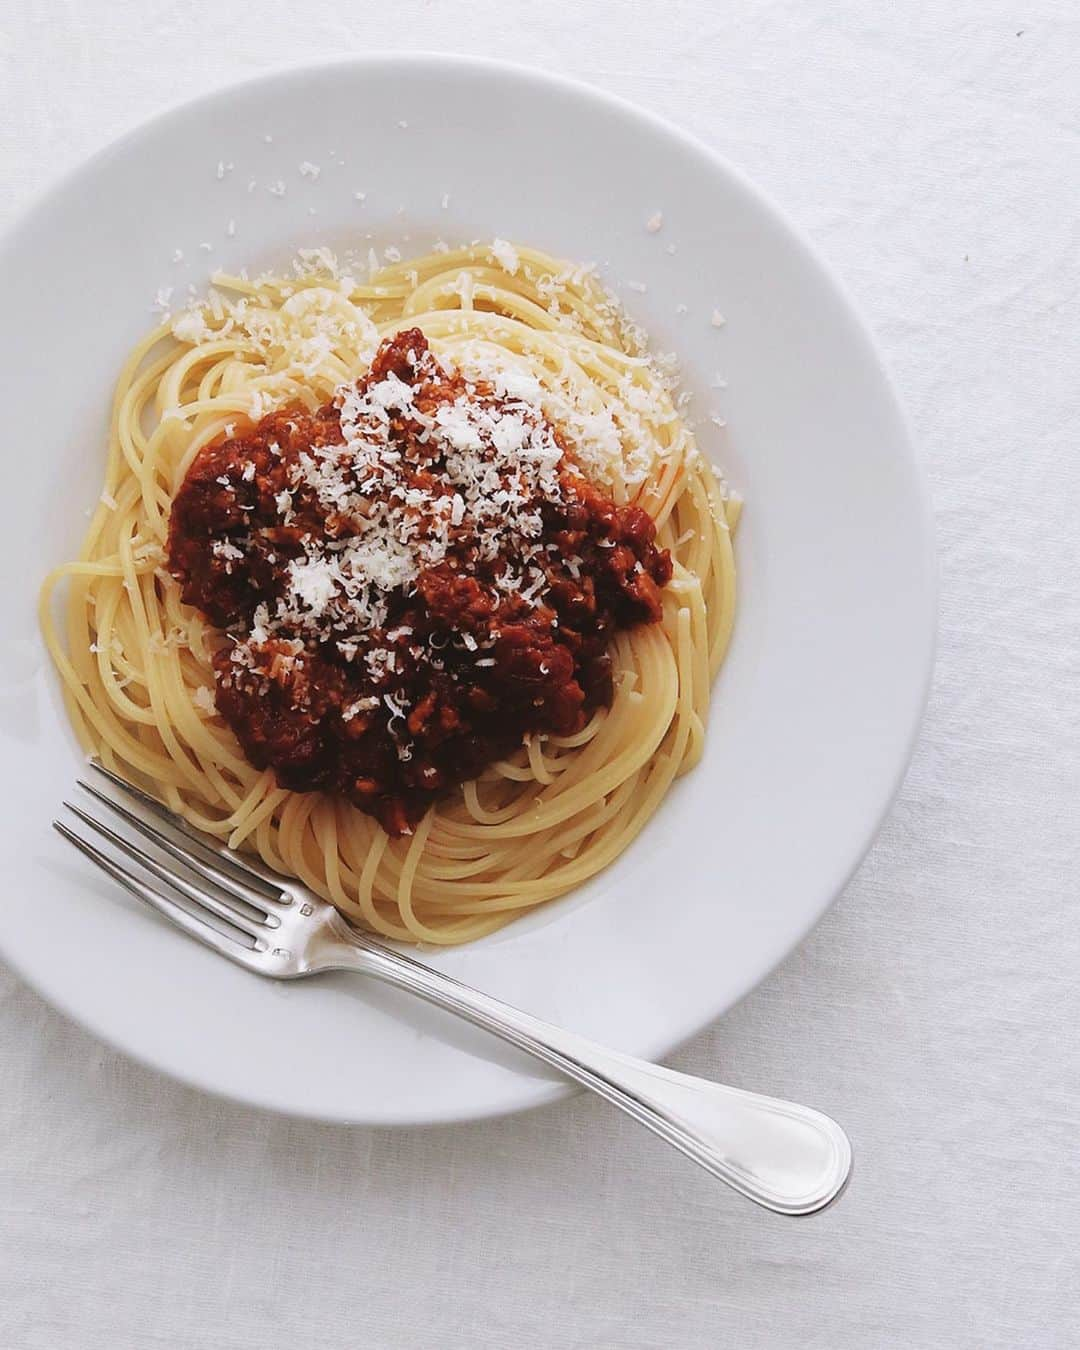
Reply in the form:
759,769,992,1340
1,3,1077,1347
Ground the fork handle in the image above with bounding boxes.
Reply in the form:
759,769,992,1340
327,935,851,1215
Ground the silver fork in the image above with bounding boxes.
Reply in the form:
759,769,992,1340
54,762,852,1215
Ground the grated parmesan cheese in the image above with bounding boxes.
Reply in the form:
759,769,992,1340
172,310,211,343
193,686,216,713
490,239,520,275
229,343,575,652
164,245,698,660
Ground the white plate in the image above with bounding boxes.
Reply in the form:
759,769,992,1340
0,55,934,1125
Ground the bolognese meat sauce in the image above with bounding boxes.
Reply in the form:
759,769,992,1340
167,329,672,835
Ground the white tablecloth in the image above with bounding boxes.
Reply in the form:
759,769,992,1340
2,4,1077,1347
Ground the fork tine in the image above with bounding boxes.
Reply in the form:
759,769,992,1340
53,819,259,966
62,802,276,941
86,760,287,902
77,776,284,915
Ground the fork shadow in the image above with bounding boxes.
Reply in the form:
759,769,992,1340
315,963,568,1090
36,848,568,1104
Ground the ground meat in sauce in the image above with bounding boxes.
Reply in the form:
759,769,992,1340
167,329,672,836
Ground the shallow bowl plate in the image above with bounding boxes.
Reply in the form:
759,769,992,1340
0,55,934,1124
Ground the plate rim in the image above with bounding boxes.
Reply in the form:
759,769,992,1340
0,51,937,1126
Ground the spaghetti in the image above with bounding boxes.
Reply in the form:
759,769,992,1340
40,243,738,944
